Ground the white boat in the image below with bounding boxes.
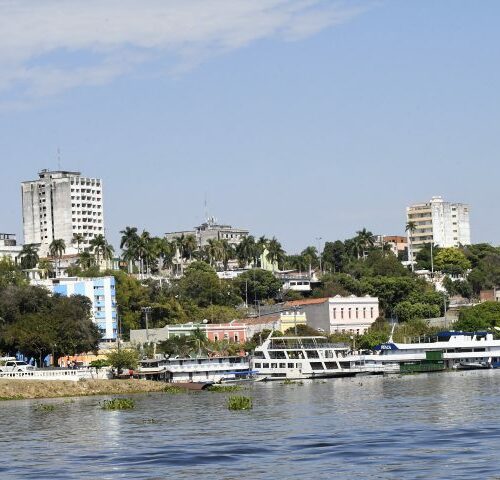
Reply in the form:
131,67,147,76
347,331,500,373
251,334,398,381
136,355,252,383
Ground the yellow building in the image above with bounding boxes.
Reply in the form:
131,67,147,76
279,310,307,334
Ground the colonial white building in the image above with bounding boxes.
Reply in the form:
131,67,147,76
406,196,471,250
0,233,23,264
21,170,104,256
286,296,380,335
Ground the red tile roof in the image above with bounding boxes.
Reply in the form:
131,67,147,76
285,298,328,307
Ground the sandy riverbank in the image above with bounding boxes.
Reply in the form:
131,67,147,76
0,379,166,400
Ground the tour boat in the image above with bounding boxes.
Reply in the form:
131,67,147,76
350,331,500,373
251,335,399,381
136,355,252,383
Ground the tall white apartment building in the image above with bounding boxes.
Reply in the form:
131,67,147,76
406,196,471,249
22,170,104,255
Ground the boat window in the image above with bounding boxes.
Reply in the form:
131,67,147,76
324,362,338,369
254,363,261,368
253,352,264,359
279,363,286,368
269,351,286,359
263,363,269,368
287,351,302,359
310,362,324,370
288,363,294,368
271,363,278,368
324,350,335,358
305,350,319,359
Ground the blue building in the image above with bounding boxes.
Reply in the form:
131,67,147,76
46,276,117,340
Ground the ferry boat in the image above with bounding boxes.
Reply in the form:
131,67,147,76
251,335,399,381
350,331,500,373
136,355,252,383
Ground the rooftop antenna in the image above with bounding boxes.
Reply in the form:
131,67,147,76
57,147,61,170
204,193,208,223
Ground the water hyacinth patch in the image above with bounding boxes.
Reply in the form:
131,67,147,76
101,398,135,410
207,385,241,392
227,395,253,411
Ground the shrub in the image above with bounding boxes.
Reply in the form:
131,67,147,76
227,395,253,410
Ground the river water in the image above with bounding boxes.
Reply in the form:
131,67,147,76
1,370,500,479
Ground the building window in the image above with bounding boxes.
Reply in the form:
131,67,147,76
340,308,344,319
348,308,351,319
355,308,359,319
363,308,366,319
234,334,239,342
370,307,374,319
333,308,336,319
214,334,218,341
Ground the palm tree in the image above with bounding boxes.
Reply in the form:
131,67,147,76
134,230,153,277
156,238,175,272
49,238,66,277
19,244,39,270
220,239,234,271
235,236,256,268
355,228,375,259
89,234,114,268
205,238,222,267
266,237,285,271
301,246,318,274
37,258,53,279
72,233,85,253
120,226,139,273
255,236,268,267
78,251,95,270
406,221,417,272
183,234,198,261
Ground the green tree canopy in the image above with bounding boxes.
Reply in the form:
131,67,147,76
434,248,471,274
454,302,500,331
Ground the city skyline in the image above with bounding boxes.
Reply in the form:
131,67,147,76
1,1,499,252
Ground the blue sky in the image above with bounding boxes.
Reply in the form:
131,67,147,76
1,0,499,252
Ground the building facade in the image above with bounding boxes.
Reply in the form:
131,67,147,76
0,233,23,264
406,196,471,250
165,217,248,248
287,296,379,335
130,321,248,345
34,276,117,340
22,170,104,255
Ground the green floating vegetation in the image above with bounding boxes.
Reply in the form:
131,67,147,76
164,385,184,394
207,384,241,393
282,379,303,385
101,398,135,410
35,403,56,412
227,395,253,411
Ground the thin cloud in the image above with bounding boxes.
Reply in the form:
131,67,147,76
0,0,374,104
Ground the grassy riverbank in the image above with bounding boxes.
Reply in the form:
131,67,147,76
0,379,166,400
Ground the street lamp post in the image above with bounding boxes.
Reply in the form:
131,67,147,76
316,237,323,273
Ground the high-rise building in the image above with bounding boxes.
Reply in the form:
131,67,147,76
21,170,104,255
406,196,471,249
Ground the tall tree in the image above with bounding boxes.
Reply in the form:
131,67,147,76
49,238,66,277
89,234,114,267
72,233,85,253
19,244,39,270
405,221,417,272
266,237,285,271
355,228,375,259
235,235,256,268
120,226,139,273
